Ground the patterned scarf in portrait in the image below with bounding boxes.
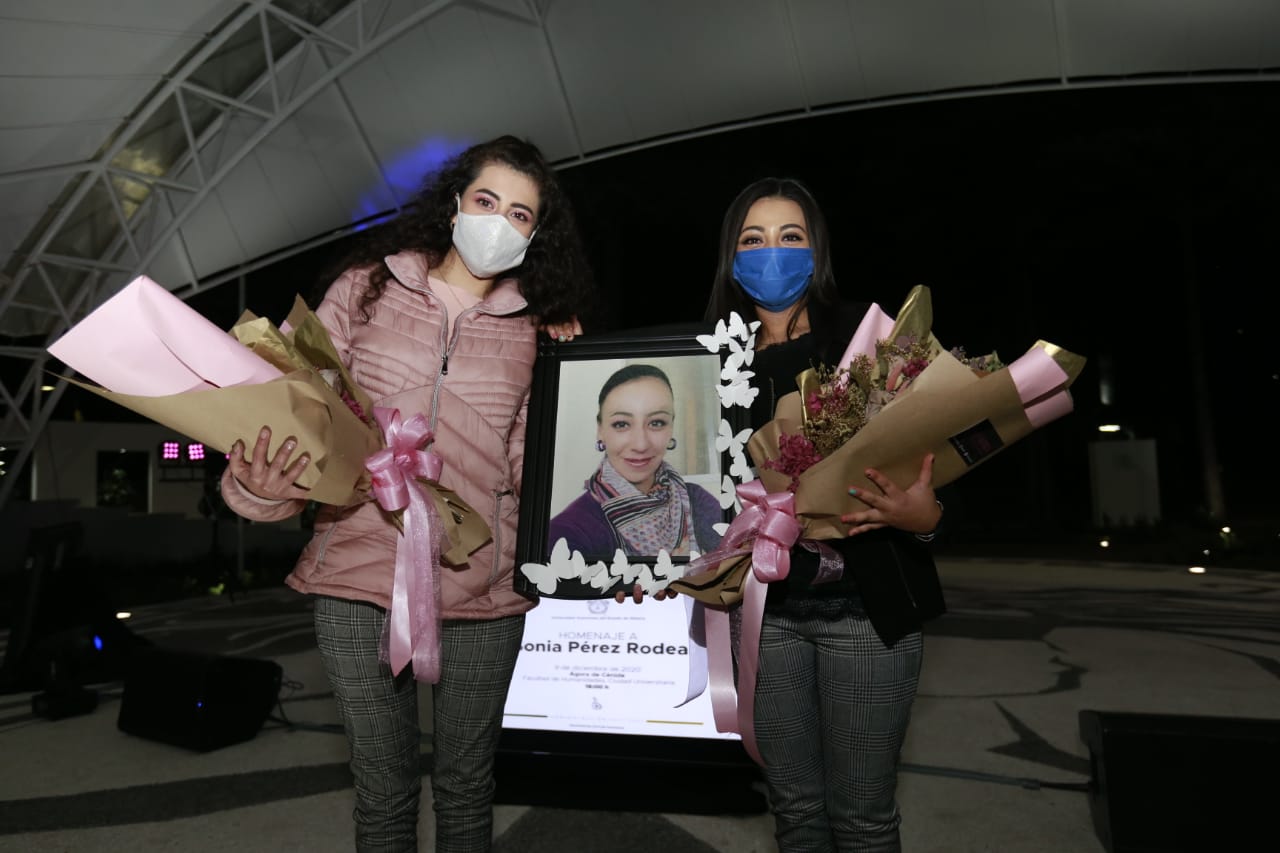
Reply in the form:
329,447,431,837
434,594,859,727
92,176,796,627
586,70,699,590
586,459,695,557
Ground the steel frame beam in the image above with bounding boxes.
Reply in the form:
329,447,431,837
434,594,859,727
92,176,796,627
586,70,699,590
0,0,464,506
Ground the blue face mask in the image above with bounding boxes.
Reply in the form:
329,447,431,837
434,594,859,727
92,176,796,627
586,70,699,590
732,247,814,312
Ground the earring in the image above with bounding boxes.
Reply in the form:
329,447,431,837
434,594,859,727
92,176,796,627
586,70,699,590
667,438,677,451
595,439,605,452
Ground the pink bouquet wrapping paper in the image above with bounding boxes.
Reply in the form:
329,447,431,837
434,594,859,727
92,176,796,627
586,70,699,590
48,275,379,506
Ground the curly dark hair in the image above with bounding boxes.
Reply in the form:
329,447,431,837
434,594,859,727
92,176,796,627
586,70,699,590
327,135,594,325
703,177,840,343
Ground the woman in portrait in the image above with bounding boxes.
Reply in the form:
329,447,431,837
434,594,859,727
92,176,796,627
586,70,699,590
547,363,722,560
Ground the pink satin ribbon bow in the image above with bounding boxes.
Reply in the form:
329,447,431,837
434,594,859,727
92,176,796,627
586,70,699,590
733,480,803,583
684,480,804,587
697,480,804,765
366,407,446,683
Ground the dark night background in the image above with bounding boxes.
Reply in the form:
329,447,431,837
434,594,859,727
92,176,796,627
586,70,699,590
31,81,1280,566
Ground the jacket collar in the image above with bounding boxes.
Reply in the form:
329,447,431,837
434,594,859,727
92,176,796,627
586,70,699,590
384,250,528,316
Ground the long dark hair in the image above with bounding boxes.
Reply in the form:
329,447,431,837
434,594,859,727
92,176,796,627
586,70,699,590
328,135,593,325
702,177,841,344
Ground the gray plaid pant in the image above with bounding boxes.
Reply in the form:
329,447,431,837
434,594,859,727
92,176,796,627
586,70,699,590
313,595,525,853
753,609,923,853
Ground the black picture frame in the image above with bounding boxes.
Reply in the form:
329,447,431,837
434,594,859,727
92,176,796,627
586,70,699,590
503,321,759,776
514,323,751,600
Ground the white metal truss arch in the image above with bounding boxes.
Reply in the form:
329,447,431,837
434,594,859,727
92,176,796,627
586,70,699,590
0,0,542,505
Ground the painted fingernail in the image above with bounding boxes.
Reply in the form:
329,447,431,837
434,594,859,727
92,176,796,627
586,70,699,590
259,428,269,439
848,488,859,496
298,455,309,466
284,440,296,452
558,335,566,342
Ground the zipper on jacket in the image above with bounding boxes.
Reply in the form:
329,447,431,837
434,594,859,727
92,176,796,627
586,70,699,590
312,522,340,571
429,304,479,431
489,489,512,585
428,300,450,427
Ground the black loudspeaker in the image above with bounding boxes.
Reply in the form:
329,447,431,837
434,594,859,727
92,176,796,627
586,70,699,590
1,522,150,692
3,522,151,716
118,646,283,752
1079,710,1279,853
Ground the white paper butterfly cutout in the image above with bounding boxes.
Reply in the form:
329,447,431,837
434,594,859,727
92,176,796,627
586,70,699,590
519,561,561,596
696,324,729,354
633,564,660,595
728,451,755,483
715,419,753,457
717,474,743,514
729,311,761,341
521,538,592,594
651,550,679,583
585,564,615,591
696,311,760,353
716,373,759,409
606,547,645,586
720,337,755,380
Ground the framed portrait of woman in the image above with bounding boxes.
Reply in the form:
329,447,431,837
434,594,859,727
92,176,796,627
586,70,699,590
504,322,757,768
514,323,750,600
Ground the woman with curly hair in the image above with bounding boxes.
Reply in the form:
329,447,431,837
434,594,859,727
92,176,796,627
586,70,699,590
221,135,593,852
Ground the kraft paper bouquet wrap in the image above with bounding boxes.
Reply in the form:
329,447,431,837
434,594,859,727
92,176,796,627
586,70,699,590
48,275,491,682
668,285,1084,763
672,284,1085,606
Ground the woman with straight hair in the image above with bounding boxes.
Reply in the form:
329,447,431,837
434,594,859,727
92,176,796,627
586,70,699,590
704,176,946,853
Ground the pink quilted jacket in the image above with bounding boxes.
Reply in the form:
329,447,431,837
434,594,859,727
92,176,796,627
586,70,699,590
221,251,538,620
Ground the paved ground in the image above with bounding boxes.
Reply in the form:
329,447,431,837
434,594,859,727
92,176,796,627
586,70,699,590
1,557,1276,853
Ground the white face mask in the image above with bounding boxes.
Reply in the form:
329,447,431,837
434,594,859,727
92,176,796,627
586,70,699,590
451,196,534,278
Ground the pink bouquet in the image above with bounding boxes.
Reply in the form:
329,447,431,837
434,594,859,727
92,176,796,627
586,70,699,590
748,284,1085,537
49,275,493,682
48,275,380,505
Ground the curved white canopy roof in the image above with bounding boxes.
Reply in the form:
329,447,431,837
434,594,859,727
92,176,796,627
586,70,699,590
2,0,1279,501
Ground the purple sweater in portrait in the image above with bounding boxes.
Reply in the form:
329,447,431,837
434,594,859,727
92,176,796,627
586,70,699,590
547,483,724,559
